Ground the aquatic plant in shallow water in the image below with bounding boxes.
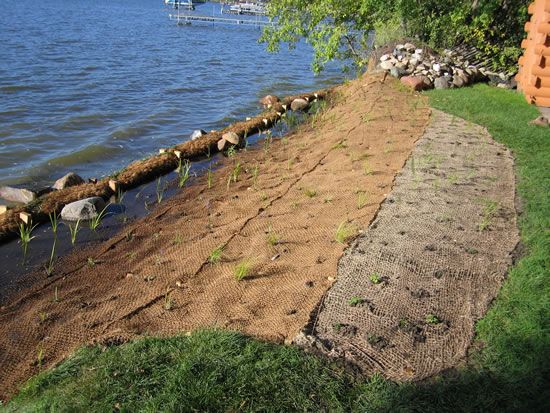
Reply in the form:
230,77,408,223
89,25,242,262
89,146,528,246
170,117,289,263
18,220,38,262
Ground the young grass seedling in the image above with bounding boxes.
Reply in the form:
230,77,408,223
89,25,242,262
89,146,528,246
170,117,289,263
18,220,38,262
335,221,357,244
363,160,373,176
369,273,382,284
233,258,254,281
44,237,57,276
478,199,499,231
89,204,109,232
53,286,59,303
37,347,44,370
304,188,317,198
156,178,167,204
252,164,259,187
164,290,174,311
348,296,364,307
68,219,81,246
87,257,96,267
48,213,59,236
178,158,191,188
332,140,348,150
208,245,224,265
425,314,441,325
266,226,280,246
357,191,369,209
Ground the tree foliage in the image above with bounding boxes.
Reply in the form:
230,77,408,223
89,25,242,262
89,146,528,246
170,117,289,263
261,0,530,72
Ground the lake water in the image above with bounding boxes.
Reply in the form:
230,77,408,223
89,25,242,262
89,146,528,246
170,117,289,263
0,0,343,189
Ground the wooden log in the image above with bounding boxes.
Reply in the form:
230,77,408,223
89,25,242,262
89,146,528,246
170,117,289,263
109,180,119,193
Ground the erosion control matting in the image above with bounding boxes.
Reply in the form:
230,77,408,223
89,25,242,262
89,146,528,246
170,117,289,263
0,74,430,399
300,110,520,381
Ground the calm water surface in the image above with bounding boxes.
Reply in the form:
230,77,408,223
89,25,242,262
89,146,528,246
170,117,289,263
0,0,343,188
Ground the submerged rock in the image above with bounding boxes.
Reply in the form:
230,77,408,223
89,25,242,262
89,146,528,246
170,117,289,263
0,186,37,204
190,129,207,141
61,197,106,221
52,172,85,190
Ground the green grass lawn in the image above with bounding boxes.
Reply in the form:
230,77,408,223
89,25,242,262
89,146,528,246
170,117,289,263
3,85,549,412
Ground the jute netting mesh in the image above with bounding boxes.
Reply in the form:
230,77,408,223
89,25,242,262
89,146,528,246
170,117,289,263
0,73,430,399
299,110,519,381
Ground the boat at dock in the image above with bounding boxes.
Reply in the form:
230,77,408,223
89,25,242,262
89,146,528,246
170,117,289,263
164,0,196,11
223,2,267,16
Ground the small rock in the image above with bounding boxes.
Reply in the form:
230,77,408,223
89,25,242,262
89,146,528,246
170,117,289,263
380,54,391,61
190,129,207,141
529,116,549,127
290,98,309,112
0,186,37,204
52,172,85,190
432,63,441,72
404,43,415,52
415,48,423,55
452,75,466,88
222,131,240,145
434,77,450,89
259,95,280,107
61,197,106,221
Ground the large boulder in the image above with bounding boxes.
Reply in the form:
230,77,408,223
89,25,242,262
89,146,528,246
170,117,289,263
400,76,431,91
52,172,85,191
259,95,280,107
61,197,106,221
190,129,207,141
0,186,36,204
290,98,309,112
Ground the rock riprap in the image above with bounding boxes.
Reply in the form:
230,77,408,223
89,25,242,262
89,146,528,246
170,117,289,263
60,197,106,221
379,43,517,91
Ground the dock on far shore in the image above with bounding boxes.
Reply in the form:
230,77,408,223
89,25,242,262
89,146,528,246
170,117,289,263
168,13,274,27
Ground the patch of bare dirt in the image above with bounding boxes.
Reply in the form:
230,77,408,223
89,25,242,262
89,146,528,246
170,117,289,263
0,73,430,400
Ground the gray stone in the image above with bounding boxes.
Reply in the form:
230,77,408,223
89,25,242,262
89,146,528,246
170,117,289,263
61,197,106,221
432,63,441,72
380,54,391,61
0,186,37,204
190,129,207,141
390,67,407,78
452,75,466,88
290,98,309,112
434,77,450,89
52,172,85,191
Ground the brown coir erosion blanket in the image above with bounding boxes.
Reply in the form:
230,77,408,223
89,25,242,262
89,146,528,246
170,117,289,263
0,73,430,399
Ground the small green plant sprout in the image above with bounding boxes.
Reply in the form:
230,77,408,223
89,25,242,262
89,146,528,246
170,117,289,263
478,199,499,231
323,195,334,204
68,218,81,246
115,187,126,204
333,322,344,332
227,161,242,189
357,191,369,209
156,178,167,204
37,347,44,369
206,165,213,189
251,164,259,187
260,192,268,202
226,145,237,158
398,318,411,330
89,204,110,232
304,188,317,198
361,113,370,124
263,135,272,155
369,273,382,285
48,213,59,236
425,314,441,325
348,296,364,307
178,158,191,188
332,140,348,150
18,220,37,262
172,233,183,245
233,258,254,281
44,237,57,276
208,245,224,265
447,174,459,185
363,160,373,176
53,286,59,303
87,257,96,267
164,290,174,311
266,226,281,246
38,312,47,324
335,221,357,244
